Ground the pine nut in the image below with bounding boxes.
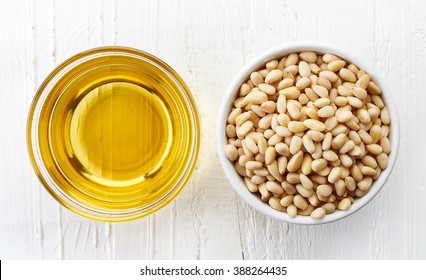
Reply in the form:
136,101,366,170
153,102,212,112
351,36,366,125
322,132,333,150
287,101,301,119
268,134,283,146
304,108,317,121
266,181,284,194
325,116,338,131
319,71,339,82
328,167,342,183
312,158,328,172
259,101,275,114
368,81,381,95
253,167,268,176
258,83,276,95
303,119,326,132
275,142,290,156
376,153,388,169
310,207,326,219
338,198,352,210
280,86,300,99
316,166,330,176
380,137,391,155
288,121,307,133
299,61,311,77
310,63,321,75
267,160,284,182
344,176,356,191
307,131,325,141
317,184,333,197
361,166,376,176
268,197,285,211
266,60,279,70
298,205,315,216
335,179,346,196
281,182,295,195
381,107,390,125
244,137,259,154
265,147,276,165
296,76,311,89
353,87,368,100
235,162,247,177
275,95,286,114
372,95,385,108
225,144,238,161
239,83,251,96
308,193,320,206
244,177,258,193
227,107,242,124
250,72,263,86
313,85,329,98
361,155,378,169
357,176,373,191
245,91,268,105
245,161,263,171
300,173,314,190
358,129,373,144
300,52,317,63
339,68,357,82
337,110,353,123
317,76,332,90
275,126,292,137
356,74,370,89
328,60,346,72
285,53,299,66
339,154,352,168
290,135,303,154
302,135,316,154
322,150,338,162
301,154,313,175
226,124,236,138
339,140,355,154
332,133,347,150
370,125,381,143
317,106,334,118
287,204,298,218
296,184,314,198
381,125,390,138
314,98,331,108
294,194,308,210
323,53,341,63
277,113,290,126
287,151,304,172
278,195,293,208
322,202,336,214
265,69,283,84
347,96,363,108
278,78,294,90
237,121,254,138
366,144,383,155
278,156,288,174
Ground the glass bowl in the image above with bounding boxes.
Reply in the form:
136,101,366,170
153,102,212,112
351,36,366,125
27,47,200,222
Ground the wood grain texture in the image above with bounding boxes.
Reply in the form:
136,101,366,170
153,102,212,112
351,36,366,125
0,0,425,260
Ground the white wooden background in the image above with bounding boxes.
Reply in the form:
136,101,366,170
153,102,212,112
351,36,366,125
0,0,425,260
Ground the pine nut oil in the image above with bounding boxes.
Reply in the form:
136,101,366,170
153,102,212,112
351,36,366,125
27,47,200,221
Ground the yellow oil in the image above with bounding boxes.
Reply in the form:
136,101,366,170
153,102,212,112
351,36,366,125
33,51,198,217
69,82,171,182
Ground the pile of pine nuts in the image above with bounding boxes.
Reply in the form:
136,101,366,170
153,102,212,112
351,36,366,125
225,51,391,219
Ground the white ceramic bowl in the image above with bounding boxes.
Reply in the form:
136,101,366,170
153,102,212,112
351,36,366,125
217,42,400,225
